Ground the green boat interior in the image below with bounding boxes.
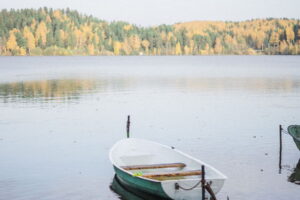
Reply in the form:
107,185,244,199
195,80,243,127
288,125,300,151
288,125,300,139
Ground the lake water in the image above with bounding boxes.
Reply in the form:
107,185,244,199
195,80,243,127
0,56,299,200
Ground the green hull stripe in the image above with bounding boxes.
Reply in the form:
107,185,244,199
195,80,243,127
114,166,171,199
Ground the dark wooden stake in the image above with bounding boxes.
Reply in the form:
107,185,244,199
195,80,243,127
204,183,217,200
201,165,205,200
126,115,130,138
279,124,282,173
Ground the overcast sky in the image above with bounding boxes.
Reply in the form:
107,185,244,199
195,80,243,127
1,0,299,26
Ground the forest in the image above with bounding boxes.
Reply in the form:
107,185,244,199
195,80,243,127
0,8,300,55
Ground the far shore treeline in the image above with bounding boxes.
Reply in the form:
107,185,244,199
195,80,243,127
0,8,300,56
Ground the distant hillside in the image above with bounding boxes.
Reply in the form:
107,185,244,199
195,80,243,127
0,8,299,55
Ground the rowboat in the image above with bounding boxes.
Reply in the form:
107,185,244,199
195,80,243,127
288,125,300,151
109,138,227,200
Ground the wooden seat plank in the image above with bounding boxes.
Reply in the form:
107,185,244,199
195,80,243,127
121,162,186,170
142,170,202,179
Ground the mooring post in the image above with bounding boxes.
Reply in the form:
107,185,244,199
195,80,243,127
279,124,282,172
126,115,130,138
201,165,205,200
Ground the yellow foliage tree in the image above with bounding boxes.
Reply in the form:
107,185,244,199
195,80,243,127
167,32,174,40
59,29,67,46
6,32,18,51
224,35,233,45
35,21,47,46
74,29,84,48
53,10,63,20
23,26,35,51
279,41,288,54
19,47,27,56
189,40,195,54
269,31,279,46
255,31,265,50
184,45,190,55
288,43,294,55
122,39,132,55
113,41,122,55
214,37,223,54
160,32,167,41
123,24,132,31
285,27,295,43
10,28,19,34
141,40,150,54
87,44,95,55
94,34,99,46
46,15,52,23
152,48,157,55
175,42,182,55
31,19,37,30
128,35,141,51
246,48,256,55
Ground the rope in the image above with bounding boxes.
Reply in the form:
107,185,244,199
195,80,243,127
175,181,217,200
175,179,202,191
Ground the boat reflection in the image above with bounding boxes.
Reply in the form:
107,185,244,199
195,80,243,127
110,175,167,200
288,159,300,185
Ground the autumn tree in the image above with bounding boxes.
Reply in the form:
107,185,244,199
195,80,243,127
141,40,150,54
285,27,295,43
254,31,265,50
6,32,18,54
113,41,121,55
35,21,47,47
175,42,182,55
279,41,288,54
22,27,35,54
128,35,141,52
87,44,95,55
214,37,223,54
269,31,279,46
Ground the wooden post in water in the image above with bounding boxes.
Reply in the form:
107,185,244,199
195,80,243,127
201,165,205,200
126,115,130,138
279,124,282,173
204,183,217,200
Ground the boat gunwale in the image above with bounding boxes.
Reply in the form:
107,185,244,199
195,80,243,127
109,138,227,183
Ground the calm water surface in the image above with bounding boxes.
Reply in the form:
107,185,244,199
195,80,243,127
0,56,299,200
